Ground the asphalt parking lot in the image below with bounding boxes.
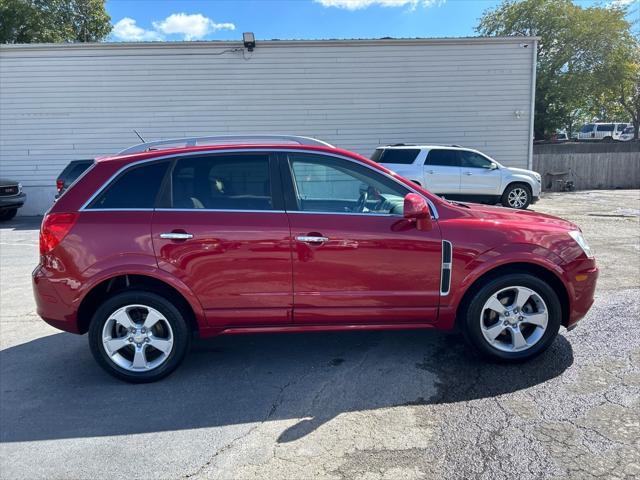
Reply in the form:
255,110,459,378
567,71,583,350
1,190,638,480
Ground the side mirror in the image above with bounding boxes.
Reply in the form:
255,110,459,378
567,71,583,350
404,193,429,219
488,162,498,170
404,193,432,230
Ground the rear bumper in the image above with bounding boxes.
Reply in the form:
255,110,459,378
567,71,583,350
32,264,81,334
0,192,26,210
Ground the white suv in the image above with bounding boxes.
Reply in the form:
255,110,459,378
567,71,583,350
577,123,628,142
371,145,541,210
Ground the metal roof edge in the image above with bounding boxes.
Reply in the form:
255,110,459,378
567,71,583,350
0,36,540,52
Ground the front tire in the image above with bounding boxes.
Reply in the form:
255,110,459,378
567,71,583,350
88,290,191,383
501,183,532,209
0,208,17,221
460,273,561,362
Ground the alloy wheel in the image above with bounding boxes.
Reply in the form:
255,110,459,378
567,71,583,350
479,286,548,353
101,304,174,372
507,188,529,208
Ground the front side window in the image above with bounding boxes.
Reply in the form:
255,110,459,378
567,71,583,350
88,161,169,209
425,149,459,167
616,124,627,131
170,154,273,210
289,154,408,215
460,151,493,169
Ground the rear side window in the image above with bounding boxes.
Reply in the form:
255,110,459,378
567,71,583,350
426,149,459,167
580,124,595,133
596,124,614,132
371,148,420,165
170,154,273,210
88,161,169,209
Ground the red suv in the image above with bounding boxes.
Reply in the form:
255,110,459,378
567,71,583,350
33,135,598,382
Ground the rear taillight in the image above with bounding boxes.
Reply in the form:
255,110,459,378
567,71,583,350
39,213,78,255
56,179,64,193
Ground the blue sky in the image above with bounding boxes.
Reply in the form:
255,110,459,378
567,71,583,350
105,0,636,42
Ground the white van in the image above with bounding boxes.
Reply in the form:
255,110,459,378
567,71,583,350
619,126,636,142
577,123,628,141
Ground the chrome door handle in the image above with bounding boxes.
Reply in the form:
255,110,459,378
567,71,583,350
296,235,329,244
160,232,193,240
427,170,435,174
464,172,473,175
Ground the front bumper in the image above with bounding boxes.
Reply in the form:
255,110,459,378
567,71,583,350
0,192,26,210
565,260,598,329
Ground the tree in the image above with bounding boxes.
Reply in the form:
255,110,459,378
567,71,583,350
0,0,111,43
476,0,636,139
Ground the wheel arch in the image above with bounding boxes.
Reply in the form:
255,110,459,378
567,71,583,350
503,180,534,195
455,262,570,328
77,273,202,334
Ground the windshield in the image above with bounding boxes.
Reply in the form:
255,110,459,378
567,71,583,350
623,126,634,134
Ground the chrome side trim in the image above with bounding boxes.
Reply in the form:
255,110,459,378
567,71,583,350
440,240,453,296
82,208,154,212
79,148,440,219
154,208,285,213
287,210,403,218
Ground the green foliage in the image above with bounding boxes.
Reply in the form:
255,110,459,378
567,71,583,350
476,0,637,139
0,0,111,43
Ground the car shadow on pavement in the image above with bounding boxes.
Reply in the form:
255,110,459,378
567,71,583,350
0,329,573,443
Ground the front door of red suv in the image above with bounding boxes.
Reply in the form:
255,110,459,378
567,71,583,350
281,152,442,325
151,152,293,328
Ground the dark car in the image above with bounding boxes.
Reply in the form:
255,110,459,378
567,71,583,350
0,178,26,221
33,135,598,383
56,159,94,198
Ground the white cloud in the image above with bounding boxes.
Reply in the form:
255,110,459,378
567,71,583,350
315,0,440,10
153,13,235,40
112,17,163,41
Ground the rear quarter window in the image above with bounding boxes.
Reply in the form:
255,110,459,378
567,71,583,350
372,149,420,165
88,161,169,209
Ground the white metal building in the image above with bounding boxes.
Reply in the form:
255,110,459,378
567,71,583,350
0,37,537,215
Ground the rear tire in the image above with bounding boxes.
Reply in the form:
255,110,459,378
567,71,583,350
0,208,17,221
501,183,532,209
88,290,191,383
460,273,561,362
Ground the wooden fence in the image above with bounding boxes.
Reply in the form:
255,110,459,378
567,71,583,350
532,142,640,191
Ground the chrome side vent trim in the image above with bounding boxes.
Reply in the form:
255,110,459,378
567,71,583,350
441,240,452,296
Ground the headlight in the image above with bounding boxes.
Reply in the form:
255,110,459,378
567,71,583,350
568,231,594,258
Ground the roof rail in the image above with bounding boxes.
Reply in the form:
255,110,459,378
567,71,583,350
118,135,335,155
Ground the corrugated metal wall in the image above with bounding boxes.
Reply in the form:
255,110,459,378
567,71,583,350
0,38,536,215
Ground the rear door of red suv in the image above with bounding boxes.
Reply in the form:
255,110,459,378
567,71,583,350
151,151,293,328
